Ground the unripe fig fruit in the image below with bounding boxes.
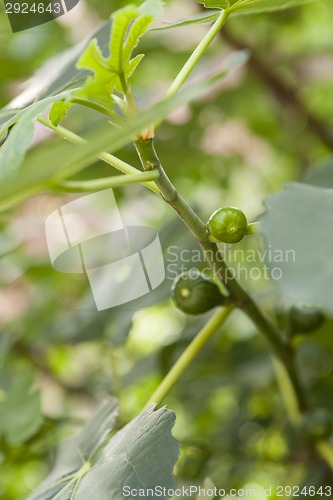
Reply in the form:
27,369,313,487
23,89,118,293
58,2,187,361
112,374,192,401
208,207,248,244
299,408,332,441
289,303,324,334
171,270,228,315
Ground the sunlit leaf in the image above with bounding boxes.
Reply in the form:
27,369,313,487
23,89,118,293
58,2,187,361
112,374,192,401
0,53,249,211
49,101,72,127
0,2,163,125
76,3,158,104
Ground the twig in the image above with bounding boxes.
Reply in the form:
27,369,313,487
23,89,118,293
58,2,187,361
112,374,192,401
146,306,234,407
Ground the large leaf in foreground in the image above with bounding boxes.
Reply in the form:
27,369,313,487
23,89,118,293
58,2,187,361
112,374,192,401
29,398,178,500
260,183,333,313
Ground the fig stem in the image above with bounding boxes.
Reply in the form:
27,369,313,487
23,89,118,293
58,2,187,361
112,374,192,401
54,170,159,193
246,222,260,235
37,116,160,194
146,306,234,408
164,9,229,101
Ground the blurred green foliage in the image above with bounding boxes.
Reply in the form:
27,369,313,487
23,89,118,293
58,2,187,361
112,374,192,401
0,0,333,498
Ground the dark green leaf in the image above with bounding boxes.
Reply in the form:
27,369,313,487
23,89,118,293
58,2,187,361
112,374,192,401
0,370,43,445
75,404,178,499
76,4,156,103
29,398,119,500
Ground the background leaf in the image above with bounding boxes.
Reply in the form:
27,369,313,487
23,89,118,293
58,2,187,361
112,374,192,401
0,370,43,446
260,182,333,313
303,157,333,189
76,2,158,103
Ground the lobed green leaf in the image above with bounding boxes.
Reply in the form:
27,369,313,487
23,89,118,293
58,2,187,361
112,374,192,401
76,3,157,103
0,52,249,211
